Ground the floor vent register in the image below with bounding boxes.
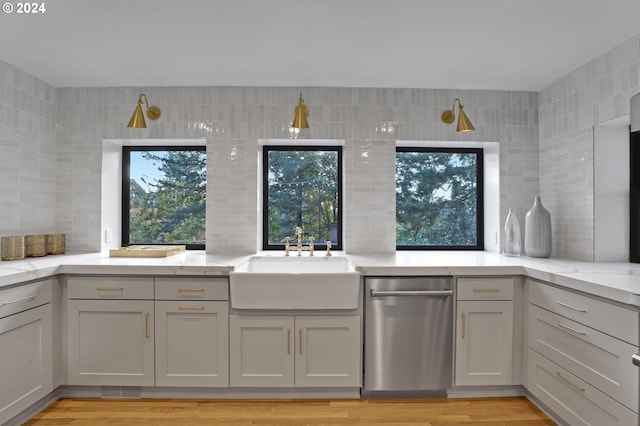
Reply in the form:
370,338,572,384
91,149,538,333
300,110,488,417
100,386,142,399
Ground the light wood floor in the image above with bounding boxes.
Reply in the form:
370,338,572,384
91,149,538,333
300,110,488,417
24,397,556,425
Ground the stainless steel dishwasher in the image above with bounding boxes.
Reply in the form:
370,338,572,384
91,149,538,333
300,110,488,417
363,276,453,396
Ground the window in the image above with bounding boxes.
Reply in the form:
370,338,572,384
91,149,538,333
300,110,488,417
263,146,342,250
122,146,206,249
396,147,483,250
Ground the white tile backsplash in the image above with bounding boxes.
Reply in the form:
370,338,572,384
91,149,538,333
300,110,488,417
55,86,539,255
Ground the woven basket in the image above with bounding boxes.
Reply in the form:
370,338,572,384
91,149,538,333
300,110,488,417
1,236,25,260
25,234,47,257
46,234,66,255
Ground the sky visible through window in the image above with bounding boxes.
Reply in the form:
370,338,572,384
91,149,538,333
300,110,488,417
130,151,163,192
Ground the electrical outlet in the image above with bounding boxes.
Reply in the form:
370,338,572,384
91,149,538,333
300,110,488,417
105,229,113,243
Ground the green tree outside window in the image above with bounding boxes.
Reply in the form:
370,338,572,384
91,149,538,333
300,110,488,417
123,147,206,249
396,148,483,249
263,146,342,250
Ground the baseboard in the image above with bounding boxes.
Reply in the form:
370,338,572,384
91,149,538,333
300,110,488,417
2,388,62,426
447,385,525,398
523,390,566,426
60,385,361,400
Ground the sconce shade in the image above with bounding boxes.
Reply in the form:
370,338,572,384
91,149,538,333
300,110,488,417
127,94,161,128
292,92,309,129
441,98,475,132
127,100,147,128
456,105,475,132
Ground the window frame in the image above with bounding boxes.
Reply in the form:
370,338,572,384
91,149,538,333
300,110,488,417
395,146,484,251
262,145,343,251
121,145,206,250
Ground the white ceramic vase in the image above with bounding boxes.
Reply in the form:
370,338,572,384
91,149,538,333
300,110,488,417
502,208,521,256
525,196,552,258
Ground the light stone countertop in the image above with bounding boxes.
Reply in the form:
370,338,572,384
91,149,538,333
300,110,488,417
1,250,639,307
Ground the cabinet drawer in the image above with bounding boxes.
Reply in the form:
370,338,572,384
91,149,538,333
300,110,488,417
67,276,154,300
527,349,637,426
155,277,228,301
457,277,514,300
528,279,638,345
0,279,52,319
529,304,638,412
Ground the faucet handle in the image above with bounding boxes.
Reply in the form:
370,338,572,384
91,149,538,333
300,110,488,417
284,236,291,256
308,236,315,256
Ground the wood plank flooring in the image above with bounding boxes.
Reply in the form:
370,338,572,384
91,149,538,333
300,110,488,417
24,397,556,425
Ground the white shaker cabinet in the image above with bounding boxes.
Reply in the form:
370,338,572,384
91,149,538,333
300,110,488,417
294,316,361,387
230,315,294,387
455,277,514,386
230,315,360,388
0,280,53,425
66,277,155,386
154,277,229,387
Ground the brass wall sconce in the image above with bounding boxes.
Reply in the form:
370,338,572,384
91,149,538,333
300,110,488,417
441,98,475,132
291,92,310,129
127,94,161,128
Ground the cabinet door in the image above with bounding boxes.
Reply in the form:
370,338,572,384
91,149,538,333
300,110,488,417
0,304,53,424
456,300,513,386
229,315,294,387
295,316,361,387
155,301,229,387
67,299,154,386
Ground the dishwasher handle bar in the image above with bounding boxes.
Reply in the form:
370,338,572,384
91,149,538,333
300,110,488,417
370,289,453,297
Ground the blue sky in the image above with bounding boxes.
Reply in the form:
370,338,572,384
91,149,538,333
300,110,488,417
130,151,164,192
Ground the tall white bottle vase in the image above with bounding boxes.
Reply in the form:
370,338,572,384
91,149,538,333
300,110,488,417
502,208,521,256
525,196,552,258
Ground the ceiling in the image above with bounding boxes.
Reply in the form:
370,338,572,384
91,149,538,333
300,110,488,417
1,0,639,91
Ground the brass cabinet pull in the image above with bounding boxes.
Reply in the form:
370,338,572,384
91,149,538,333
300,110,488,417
96,287,123,291
557,322,587,336
556,301,587,313
1,294,36,307
555,372,586,392
177,306,205,311
145,313,150,338
461,312,466,339
299,329,303,354
178,288,205,292
287,328,291,354
473,288,500,292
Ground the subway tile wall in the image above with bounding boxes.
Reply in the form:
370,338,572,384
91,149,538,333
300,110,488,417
56,87,539,254
2,60,539,255
0,62,57,238
539,34,640,260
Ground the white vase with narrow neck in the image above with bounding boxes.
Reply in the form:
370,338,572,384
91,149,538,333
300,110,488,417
525,196,552,258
